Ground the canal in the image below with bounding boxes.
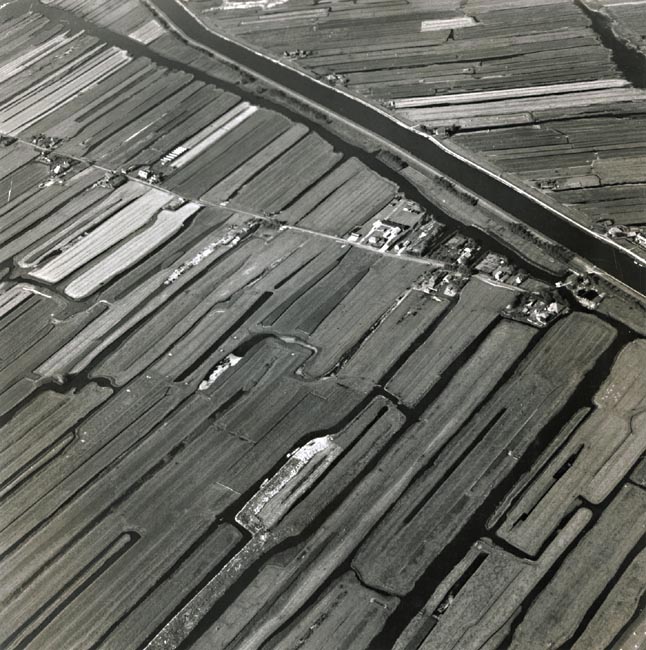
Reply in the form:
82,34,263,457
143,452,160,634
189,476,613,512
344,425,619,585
148,0,646,296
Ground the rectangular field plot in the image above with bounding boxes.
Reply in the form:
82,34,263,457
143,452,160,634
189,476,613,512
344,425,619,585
1,4,645,650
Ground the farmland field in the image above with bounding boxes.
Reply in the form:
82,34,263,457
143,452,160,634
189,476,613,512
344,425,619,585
182,0,646,259
0,1,644,650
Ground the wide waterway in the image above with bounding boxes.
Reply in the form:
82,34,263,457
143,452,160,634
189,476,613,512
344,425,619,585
2,0,557,281
3,0,643,292
148,0,646,295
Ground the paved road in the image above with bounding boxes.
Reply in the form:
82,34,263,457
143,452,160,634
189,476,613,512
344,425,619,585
154,0,643,294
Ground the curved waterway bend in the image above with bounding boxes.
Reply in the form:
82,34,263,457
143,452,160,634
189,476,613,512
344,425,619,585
148,0,646,295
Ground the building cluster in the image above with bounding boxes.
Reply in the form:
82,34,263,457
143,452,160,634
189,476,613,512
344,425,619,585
36,152,76,187
93,171,128,189
282,49,312,59
433,233,481,267
415,123,459,138
348,219,403,251
597,220,646,251
164,219,261,285
352,209,532,301
30,133,62,152
136,165,164,184
347,198,449,259
412,256,603,326
413,267,470,298
324,72,349,86
475,252,527,285
502,291,569,328
557,272,606,310
405,218,446,256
